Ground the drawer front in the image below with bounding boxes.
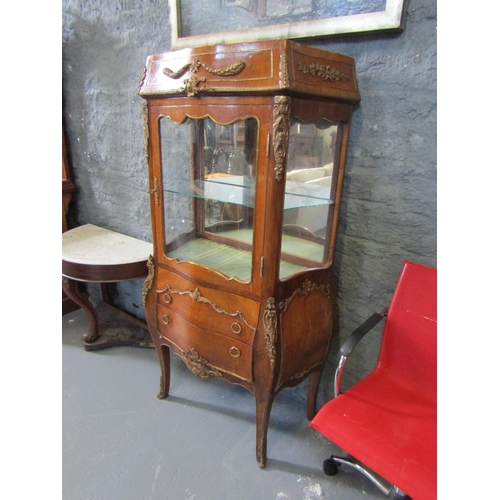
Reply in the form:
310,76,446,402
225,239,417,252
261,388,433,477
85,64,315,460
157,304,252,382
156,271,258,345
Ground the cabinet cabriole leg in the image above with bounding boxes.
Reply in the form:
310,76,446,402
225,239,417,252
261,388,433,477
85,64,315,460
157,344,171,399
307,370,322,420
255,391,275,468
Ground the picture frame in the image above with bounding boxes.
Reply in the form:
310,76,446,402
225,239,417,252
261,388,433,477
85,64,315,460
168,0,406,49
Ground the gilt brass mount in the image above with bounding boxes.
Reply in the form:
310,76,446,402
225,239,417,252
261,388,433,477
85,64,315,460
163,59,246,97
297,62,350,82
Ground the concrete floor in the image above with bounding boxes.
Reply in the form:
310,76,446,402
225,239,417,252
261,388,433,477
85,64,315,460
62,307,387,500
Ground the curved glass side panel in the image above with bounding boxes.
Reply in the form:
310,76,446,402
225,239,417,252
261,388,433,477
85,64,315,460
280,118,341,280
160,116,194,244
159,116,258,283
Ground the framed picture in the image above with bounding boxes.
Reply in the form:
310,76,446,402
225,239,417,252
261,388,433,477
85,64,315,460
168,0,406,49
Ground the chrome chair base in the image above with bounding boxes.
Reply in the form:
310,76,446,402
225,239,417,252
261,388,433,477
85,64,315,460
323,455,411,500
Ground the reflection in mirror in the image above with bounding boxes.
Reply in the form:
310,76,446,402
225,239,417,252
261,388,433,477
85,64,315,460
159,115,258,282
203,118,257,235
280,118,341,280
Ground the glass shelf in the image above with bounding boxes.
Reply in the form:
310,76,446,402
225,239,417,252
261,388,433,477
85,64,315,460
163,176,332,210
283,180,332,209
164,176,256,208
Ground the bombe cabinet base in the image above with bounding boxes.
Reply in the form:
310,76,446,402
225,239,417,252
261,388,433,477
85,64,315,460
144,260,334,468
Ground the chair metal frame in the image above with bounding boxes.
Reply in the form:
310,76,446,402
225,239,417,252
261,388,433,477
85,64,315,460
327,309,412,499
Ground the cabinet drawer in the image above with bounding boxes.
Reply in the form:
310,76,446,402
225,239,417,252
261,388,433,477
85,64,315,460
156,272,258,345
157,304,252,382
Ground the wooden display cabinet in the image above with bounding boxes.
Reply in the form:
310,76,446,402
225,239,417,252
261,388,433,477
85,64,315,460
138,39,360,467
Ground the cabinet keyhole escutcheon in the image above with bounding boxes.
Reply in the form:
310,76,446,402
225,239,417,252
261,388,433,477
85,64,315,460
147,176,159,206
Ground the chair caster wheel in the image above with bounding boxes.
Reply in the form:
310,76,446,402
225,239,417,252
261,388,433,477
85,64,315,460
323,457,339,476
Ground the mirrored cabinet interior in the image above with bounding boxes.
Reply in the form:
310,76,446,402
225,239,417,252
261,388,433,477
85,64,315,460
139,39,360,467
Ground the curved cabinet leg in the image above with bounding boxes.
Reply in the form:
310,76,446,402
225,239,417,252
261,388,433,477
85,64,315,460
62,277,100,344
255,392,275,468
157,344,171,399
307,370,322,420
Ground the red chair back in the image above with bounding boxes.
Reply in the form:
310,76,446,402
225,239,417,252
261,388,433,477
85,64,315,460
377,260,437,399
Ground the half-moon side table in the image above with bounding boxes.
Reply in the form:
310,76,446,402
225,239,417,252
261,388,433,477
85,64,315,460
62,224,154,351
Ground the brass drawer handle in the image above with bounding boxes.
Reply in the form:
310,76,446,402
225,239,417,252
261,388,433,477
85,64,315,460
231,322,242,334
162,314,171,325
229,346,241,358
163,292,172,304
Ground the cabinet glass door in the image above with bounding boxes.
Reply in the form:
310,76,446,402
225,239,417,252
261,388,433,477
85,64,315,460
280,118,341,280
159,115,258,282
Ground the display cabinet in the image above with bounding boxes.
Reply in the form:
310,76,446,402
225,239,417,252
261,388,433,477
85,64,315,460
138,39,360,467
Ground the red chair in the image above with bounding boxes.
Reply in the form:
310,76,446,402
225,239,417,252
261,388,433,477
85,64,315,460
310,261,437,500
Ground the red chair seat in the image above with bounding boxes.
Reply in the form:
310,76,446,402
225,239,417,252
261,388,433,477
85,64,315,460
310,261,437,500
310,369,436,499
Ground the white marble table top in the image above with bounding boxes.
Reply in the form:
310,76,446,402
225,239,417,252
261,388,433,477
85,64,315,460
62,224,153,266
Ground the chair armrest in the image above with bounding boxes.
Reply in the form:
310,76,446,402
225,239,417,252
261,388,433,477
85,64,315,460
341,311,387,357
334,310,387,398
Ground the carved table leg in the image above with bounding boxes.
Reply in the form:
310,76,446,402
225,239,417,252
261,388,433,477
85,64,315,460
157,344,171,399
307,370,322,420
62,277,100,343
255,392,275,468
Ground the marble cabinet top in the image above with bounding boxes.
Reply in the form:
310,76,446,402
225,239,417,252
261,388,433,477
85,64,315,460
62,224,153,266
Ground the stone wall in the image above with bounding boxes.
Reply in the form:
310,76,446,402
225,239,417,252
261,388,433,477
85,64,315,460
62,0,436,403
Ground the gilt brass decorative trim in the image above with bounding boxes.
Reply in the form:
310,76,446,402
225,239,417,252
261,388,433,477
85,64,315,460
288,362,322,382
180,75,207,97
272,96,291,181
275,362,323,392
279,54,290,89
163,62,195,79
257,444,266,468
203,60,246,76
163,59,246,97
263,297,278,368
142,101,149,159
142,255,155,307
137,65,147,94
157,375,166,399
147,176,159,206
297,62,350,82
163,285,255,330
279,279,331,312
180,348,223,378
140,84,282,97
163,60,246,79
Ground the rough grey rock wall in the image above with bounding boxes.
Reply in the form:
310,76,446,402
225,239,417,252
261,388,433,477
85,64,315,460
318,2,437,396
63,0,169,320
62,0,436,403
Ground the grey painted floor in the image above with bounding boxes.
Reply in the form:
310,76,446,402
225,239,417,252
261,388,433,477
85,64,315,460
62,307,387,500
